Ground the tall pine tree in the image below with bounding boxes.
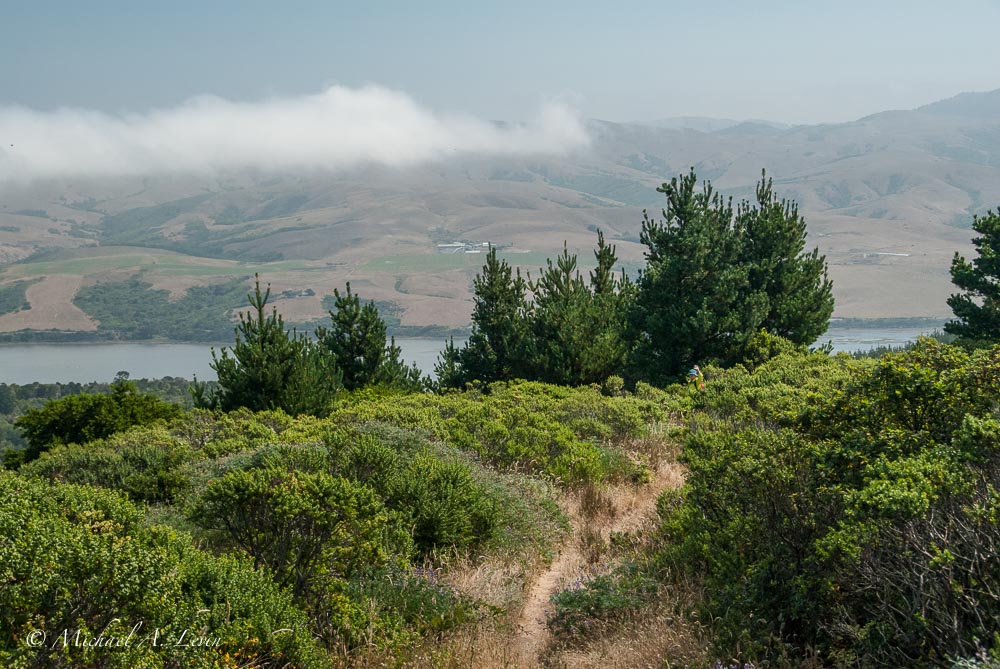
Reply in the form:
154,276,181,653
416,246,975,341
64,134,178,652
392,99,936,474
627,169,831,384
739,171,834,346
628,170,765,385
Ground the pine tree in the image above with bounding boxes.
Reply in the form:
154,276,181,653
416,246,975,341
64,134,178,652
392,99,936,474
316,283,426,392
584,231,636,381
946,209,1000,345
374,335,426,392
738,171,834,345
628,169,834,383
434,337,465,390
528,244,592,385
528,234,634,385
316,283,387,391
436,247,529,387
590,229,618,296
210,275,340,415
628,170,765,384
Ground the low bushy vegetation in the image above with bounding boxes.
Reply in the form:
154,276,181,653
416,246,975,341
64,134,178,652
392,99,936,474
0,472,328,669
326,381,657,484
6,382,627,664
553,339,1000,667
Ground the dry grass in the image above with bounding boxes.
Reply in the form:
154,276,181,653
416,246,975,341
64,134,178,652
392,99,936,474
438,553,537,612
619,432,684,468
546,580,713,669
0,274,98,331
343,619,527,668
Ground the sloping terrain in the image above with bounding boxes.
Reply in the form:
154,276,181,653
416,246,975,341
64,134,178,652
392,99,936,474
1,89,999,336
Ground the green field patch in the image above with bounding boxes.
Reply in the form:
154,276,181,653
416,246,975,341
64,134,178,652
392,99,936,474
3,248,318,280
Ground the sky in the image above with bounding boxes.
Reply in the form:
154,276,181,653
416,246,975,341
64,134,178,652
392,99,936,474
2,0,999,125
1,0,999,181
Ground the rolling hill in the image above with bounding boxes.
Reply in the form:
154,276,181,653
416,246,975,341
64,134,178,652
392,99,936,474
1,89,998,339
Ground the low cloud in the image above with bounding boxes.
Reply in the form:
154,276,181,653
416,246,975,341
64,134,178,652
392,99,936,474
0,86,589,182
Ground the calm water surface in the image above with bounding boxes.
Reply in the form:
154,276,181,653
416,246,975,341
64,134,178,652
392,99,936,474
0,338,467,384
0,328,934,384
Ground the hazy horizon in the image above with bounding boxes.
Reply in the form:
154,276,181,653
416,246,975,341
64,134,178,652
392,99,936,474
3,1,999,127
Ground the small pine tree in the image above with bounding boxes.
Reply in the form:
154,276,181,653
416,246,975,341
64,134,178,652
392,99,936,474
316,283,425,392
527,243,590,384
528,235,633,385
316,283,387,391
946,209,1000,345
374,335,426,392
584,231,636,382
437,247,530,387
440,236,634,388
434,337,465,390
210,275,340,415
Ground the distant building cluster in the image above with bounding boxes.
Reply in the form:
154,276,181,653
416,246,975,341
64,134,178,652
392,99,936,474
436,241,491,254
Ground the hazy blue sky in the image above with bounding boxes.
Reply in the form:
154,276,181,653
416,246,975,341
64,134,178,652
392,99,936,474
2,0,999,124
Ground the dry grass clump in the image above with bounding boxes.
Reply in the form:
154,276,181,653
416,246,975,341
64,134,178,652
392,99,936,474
541,573,712,669
619,432,683,467
344,618,522,668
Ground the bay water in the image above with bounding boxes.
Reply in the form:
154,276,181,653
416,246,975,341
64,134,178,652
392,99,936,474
0,328,935,384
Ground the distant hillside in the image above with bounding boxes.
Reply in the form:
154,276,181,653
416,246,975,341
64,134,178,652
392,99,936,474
1,89,999,339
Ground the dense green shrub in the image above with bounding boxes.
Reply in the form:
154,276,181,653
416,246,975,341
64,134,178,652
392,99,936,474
13,380,181,463
189,466,407,647
327,429,503,553
169,408,279,457
654,339,1000,666
0,472,327,669
20,426,193,503
327,392,448,439
190,466,404,583
392,451,500,552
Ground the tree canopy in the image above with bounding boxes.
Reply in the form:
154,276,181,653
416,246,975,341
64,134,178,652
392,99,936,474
627,169,833,384
13,378,180,464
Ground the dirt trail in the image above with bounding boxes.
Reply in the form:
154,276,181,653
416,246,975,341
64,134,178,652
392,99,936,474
511,463,683,668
